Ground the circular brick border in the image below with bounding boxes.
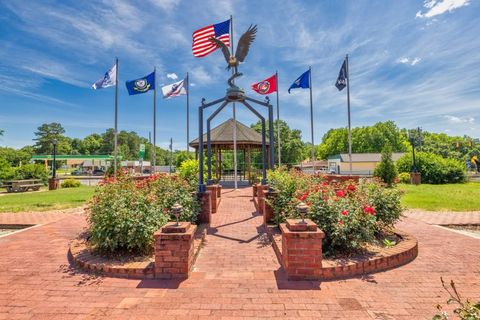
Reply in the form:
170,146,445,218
268,227,418,280
69,224,207,279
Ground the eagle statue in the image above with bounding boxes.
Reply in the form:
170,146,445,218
209,24,257,86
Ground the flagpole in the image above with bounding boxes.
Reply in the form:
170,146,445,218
186,72,190,153
153,66,157,174
114,57,119,177
230,14,238,190
346,54,352,175
276,71,281,167
309,66,315,173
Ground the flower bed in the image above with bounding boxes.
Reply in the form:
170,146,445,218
87,172,200,255
267,169,403,255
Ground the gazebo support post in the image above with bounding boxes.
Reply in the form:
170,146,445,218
207,101,229,185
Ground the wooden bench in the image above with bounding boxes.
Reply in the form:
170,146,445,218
2,179,44,193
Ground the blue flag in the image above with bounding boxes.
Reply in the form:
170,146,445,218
288,69,310,93
335,59,347,91
126,72,155,95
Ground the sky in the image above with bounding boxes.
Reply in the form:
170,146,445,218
0,0,479,150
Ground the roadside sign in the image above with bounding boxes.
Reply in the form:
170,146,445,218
139,144,145,160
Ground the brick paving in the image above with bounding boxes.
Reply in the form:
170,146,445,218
0,187,479,319
404,209,480,225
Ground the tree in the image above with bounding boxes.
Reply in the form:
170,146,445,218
373,145,398,186
251,120,305,166
33,123,70,154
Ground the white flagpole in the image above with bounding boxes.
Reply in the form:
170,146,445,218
346,54,352,175
114,57,119,177
153,66,157,174
230,15,238,190
276,70,281,167
309,66,315,173
186,72,190,153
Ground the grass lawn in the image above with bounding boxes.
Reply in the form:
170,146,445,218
0,186,96,213
398,182,480,211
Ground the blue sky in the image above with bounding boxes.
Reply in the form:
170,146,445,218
0,0,479,150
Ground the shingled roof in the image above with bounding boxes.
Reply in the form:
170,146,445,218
189,118,268,149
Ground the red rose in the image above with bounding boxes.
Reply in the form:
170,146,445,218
363,205,376,215
336,190,345,197
346,184,356,192
341,210,348,216
338,220,343,225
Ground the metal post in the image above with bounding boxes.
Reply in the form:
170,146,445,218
153,66,157,174
346,54,353,174
268,102,275,170
114,57,119,177
186,72,190,153
230,15,238,190
308,66,315,173
198,106,205,192
207,120,212,184
169,138,173,174
52,140,57,179
276,70,281,167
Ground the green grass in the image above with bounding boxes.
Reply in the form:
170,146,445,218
0,186,96,213
398,182,480,211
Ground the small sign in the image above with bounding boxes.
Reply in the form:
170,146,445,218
139,144,145,160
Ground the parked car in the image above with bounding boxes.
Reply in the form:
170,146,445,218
71,169,87,176
142,169,151,174
92,169,105,176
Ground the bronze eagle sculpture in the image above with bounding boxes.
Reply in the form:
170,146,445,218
209,24,257,73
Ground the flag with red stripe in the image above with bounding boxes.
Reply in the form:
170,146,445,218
251,74,277,95
192,20,230,57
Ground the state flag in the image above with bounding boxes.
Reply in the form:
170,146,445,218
288,69,310,93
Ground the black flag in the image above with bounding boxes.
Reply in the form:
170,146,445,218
335,59,347,91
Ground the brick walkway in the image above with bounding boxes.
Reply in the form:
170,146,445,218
404,209,480,225
0,187,479,319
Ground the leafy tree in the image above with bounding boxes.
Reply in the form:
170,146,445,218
0,147,32,166
373,145,398,186
251,120,305,166
33,123,71,154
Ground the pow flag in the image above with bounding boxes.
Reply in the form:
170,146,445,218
125,72,155,95
335,59,347,91
161,78,187,98
251,74,277,95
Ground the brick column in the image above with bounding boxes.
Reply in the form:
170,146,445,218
196,191,212,224
154,222,197,279
206,185,218,213
280,219,325,280
216,184,222,198
263,190,277,225
256,185,269,215
252,184,258,197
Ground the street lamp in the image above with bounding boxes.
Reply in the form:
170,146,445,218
52,139,57,179
409,132,417,173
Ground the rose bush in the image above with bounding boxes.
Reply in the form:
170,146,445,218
87,172,200,255
267,170,403,254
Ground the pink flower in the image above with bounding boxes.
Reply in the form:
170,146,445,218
338,220,344,225
341,210,348,216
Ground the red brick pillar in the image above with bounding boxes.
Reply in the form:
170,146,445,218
256,185,269,215
154,222,197,279
280,219,325,280
252,183,258,197
410,172,421,185
216,184,222,198
196,191,212,224
206,185,218,213
263,190,277,225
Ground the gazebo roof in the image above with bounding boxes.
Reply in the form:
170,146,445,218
189,118,268,149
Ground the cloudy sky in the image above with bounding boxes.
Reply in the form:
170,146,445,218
0,0,478,150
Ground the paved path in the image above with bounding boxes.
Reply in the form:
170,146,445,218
0,188,479,319
404,209,480,225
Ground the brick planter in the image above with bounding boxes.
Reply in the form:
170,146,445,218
280,219,325,280
206,185,219,214
263,191,277,225
196,191,212,224
256,185,269,215
410,172,421,185
154,222,197,279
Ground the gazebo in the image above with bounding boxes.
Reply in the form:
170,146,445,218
190,118,270,183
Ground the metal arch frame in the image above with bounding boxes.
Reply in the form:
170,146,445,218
198,94,274,193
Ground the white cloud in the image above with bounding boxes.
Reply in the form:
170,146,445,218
443,115,475,123
416,0,470,18
396,57,421,66
167,73,178,80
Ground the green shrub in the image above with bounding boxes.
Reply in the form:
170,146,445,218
373,146,398,186
396,152,466,184
0,158,15,182
14,164,48,184
398,172,410,183
61,179,81,188
267,170,403,254
87,173,199,255
177,159,206,189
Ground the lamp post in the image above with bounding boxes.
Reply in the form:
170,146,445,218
48,139,59,190
409,132,417,173
409,128,422,185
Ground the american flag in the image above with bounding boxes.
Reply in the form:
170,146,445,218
192,20,230,57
